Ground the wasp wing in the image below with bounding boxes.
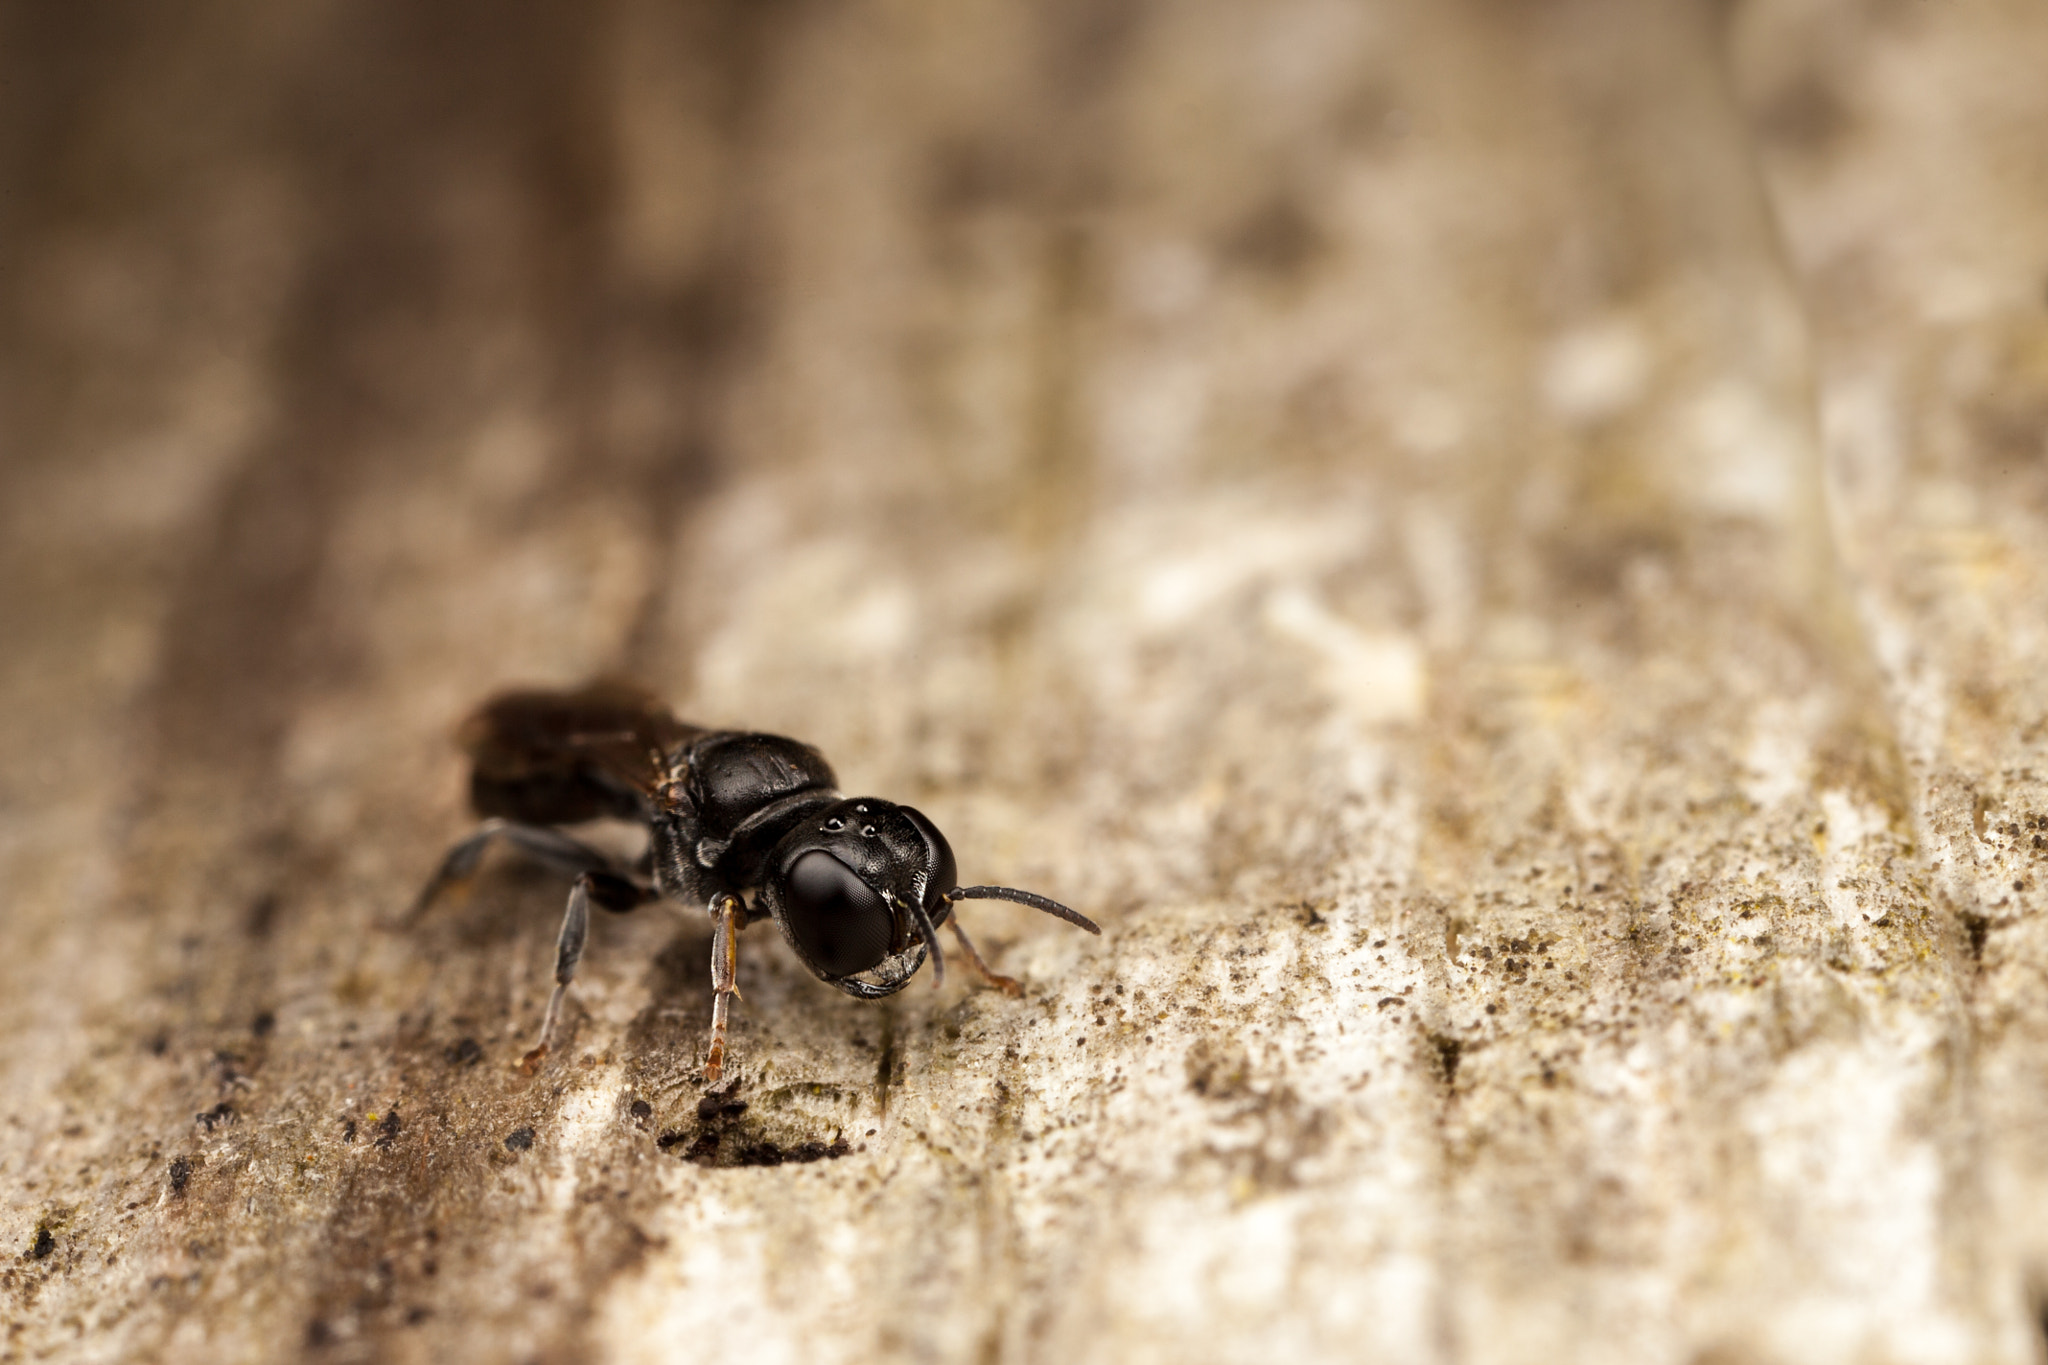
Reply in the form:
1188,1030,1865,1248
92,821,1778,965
458,681,701,824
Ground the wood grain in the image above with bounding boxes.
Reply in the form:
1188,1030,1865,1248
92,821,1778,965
4,2,2047,1361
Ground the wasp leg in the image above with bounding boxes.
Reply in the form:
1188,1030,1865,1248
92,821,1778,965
411,818,637,921
518,870,657,1074
948,919,1024,998
704,892,745,1084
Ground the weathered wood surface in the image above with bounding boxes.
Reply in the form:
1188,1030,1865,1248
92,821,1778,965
4,1,2048,1361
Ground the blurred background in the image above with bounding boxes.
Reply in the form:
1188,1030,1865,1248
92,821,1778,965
4,2,2048,1362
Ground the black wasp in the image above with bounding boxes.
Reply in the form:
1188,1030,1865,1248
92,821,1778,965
414,682,1098,1081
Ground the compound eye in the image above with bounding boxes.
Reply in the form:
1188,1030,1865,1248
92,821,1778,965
782,850,894,977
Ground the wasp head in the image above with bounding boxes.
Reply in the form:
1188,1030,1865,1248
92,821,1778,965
759,798,957,997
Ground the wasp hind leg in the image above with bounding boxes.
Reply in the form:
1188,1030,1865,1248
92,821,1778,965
518,869,658,1074
411,819,638,922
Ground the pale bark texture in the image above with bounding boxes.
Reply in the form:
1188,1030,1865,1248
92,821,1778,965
5,2,2048,1362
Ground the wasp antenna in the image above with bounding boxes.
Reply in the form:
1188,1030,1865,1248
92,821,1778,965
901,894,947,988
946,886,1100,935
